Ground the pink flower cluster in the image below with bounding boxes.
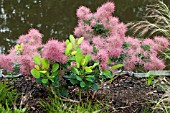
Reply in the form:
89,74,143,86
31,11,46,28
0,54,13,71
123,36,168,70
0,29,42,75
74,2,169,71
42,39,68,64
0,2,169,76
75,2,126,40
0,29,69,75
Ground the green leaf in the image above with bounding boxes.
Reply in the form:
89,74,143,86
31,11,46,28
70,79,79,85
92,84,98,91
76,63,80,68
36,78,42,84
69,35,75,45
85,67,92,73
102,70,113,78
77,37,84,45
86,78,93,82
70,74,76,79
72,67,80,75
76,75,82,81
31,69,40,78
75,52,84,67
92,62,99,68
42,79,48,84
64,75,70,79
80,81,86,87
93,46,98,53
81,58,86,66
147,74,154,86
86,76,94,82
33,55,41,65
111,64,124,70
49,78,54,83
84,55,91,65
65,42,73,55
107,58,111,64
65,39,70,46
39,71,47,74
52,63,59,72
141,44,150,51
85,55,91,62
51,71,58,77
71,51,77,55
34,65,40,70
41,58,50,69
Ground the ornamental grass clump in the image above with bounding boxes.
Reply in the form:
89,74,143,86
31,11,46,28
74,2,169,71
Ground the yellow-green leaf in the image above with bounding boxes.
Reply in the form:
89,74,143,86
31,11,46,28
33,55,41,65
69,35,75,45
81,59,86,66
41,58,50,69
85,67,92,73
31,69,40,78
77,37,84,45
71,51,77,55
52,63,59,72
65,39,70,46
111,64,124,70
34,65,40,70
65,42,73,55
39,71,47,74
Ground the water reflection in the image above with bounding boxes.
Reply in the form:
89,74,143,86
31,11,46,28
0,0,169,53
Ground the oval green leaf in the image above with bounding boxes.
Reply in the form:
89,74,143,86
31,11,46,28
52,63,59,72
76,75,82,81
80,81,86,88
69,35,75,45
33,55,41,65
85,67,92,73
72,67,80,75
39,71,47,74
31,69,40,78
92,84,98,91
111,64,124,70
34,65,40,70
77,37,84,45
41,58,50,69
65,42,73,55
65,39,70,46
42,78,48,84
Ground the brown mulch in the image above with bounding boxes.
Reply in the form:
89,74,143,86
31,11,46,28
95,75,163,113
0,75,165,113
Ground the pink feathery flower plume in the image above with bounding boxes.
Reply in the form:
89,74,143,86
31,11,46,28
154,36,169,51
76,6,91,19
95,2,115,20
42,39,68,64
144,55,165,70
0,54,13,72
20,55,34,75
17,28,43,46
95,49,109,70
80,40,93,55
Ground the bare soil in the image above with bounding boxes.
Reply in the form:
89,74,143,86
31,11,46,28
0,75,166,113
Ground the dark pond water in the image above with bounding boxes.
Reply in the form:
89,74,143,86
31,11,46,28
0,0,170,53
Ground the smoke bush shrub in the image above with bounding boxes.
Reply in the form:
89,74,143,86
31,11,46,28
74,2,169,71
0,29,42,75
0,1,169,97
